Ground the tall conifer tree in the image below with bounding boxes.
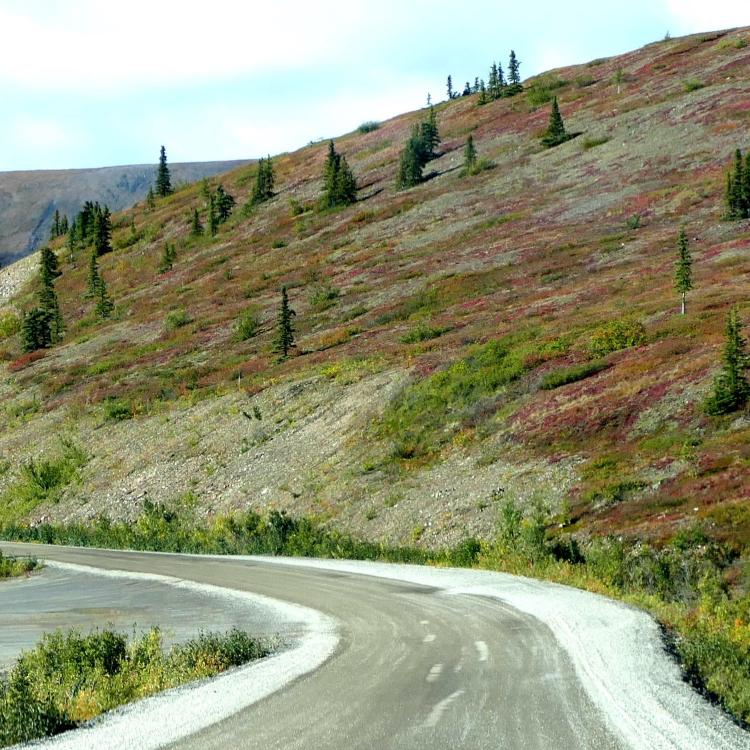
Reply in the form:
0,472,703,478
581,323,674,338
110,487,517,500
272,286,296,360
155,145,173,197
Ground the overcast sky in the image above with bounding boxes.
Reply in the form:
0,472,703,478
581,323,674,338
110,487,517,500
1,0,748,171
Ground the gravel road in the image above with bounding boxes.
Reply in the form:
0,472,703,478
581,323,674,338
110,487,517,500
0,544,747,750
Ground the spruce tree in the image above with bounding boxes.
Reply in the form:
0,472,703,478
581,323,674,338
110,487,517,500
60,215,69,235
334,156,357,205
21,308,52,352
215,185,236,223
725,149,748,220
508,50,522,93
497,62,506,91
540,97,570,148
462,81,471,96
38,247,63,343
158,243,177,273
420,106,441,160
250,157,275,206
190,208,204,237
208,193,218,236
447,75,454,100
396,127,426,190
488,63,499,99
705,306,750,415
272,286,296,360
321,142,357,208
50,210,62,239
674,227,693,315
478,80,488,105
87,249,102,298
464,134,478,172
93,206,112,256
95,272,114,318
155,145,173,197
146,187,156,210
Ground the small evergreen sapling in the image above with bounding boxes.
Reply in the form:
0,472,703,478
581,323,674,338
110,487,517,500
272,286,296,360
705,306,750,415
159,243,177,273
540,97,570,148
674,228,693,315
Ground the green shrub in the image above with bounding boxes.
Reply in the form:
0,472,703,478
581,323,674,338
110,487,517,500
588,319,646,358
309,284,340,310
574,74,597,88
164,308,192,331
540,360,608,389
0,313,20,340
682,78,705,92
357,121,380,134
0,439,87,523
104,399,134,422
0,627,270,746
400,323,451,344
233,309,260,341
461,158,495,176
0,551,38,578
526,75,567,106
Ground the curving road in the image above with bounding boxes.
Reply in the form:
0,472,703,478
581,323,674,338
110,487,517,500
1,543,747,750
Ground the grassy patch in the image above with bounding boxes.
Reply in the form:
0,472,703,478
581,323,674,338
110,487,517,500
399,323,451,344
381,336,530,459
540,360,608,390
0,627,271,747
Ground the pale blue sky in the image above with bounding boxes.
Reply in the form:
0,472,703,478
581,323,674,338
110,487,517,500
0,0,748,171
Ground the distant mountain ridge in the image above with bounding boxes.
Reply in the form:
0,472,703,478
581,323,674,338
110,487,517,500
0,159,250,266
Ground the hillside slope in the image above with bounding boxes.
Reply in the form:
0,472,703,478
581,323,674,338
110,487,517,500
0,27,749,559
0,160,249,265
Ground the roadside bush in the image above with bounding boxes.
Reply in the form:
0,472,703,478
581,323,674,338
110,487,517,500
0,627,271,747
588,319,646,358
0,551,38,578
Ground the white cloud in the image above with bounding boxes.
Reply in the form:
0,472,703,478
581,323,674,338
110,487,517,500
664,0,750,33
0,1,383,92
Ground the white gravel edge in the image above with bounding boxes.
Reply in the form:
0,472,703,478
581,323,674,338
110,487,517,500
11,560,339,750
243,556,750,750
